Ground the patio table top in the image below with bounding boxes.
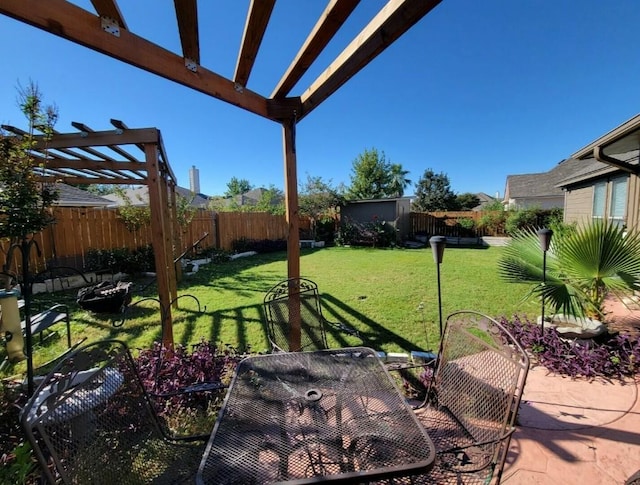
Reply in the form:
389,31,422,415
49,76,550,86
197,347,435,484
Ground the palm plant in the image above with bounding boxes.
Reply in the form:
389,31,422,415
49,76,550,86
498,220,640,320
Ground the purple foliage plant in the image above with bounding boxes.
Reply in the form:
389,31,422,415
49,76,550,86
498,315,640,379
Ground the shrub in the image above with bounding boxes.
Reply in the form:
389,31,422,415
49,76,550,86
504,207,568,236
135,341,247,403
0,382,37,484
231,238,286,253
135,341,247,434
499,221,640,319
505,207,542,235
85,245,155,274
477,211,508,236
335,216,396,247
457,217,475,237
499,315,640,378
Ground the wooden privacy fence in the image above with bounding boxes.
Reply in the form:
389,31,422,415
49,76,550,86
214,212,310,250
410,211,507,238
0,208,311,273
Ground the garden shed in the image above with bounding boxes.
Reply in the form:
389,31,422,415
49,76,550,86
341,197,412,242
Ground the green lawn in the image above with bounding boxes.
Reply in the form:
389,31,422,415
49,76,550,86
3,245,540,377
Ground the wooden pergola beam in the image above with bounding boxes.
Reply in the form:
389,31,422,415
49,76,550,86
32,128,161,150
90,0,127,29
299,0,441,119
39,176,145,185
0,1,443,351
271,0,360,99
0,0,272,120
174,0,199,65
44,159,146,172
71,121,141,163
234,0,276,88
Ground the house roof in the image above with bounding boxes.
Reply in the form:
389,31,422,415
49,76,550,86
571,113,640,159
505,158,586,199
232,188,275,205
472,192,496,211
52,183,112,207
557,150,639,188
103,186,210,208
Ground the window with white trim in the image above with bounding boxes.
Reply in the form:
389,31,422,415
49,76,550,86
592,176,628,226
609,176,627,227
592,181,606,219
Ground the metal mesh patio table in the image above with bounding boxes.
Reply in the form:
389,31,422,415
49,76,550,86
197,347,435,484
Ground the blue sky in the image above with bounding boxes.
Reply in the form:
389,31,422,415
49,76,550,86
2,1,640,198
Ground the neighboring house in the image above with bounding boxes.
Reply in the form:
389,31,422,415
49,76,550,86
558,114,640,229
103,185,210,208
53,183,113,207
503,158,586,210
341,197,411,241
230,188,283,208
207,187,284,210
472,192,497,211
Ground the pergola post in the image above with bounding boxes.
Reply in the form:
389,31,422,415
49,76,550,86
170,183,183,284
162,179,178,307
282,116,301,351
145,143,174,348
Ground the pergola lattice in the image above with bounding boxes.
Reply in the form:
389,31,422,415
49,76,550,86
0,0,443,349
1,120,182,345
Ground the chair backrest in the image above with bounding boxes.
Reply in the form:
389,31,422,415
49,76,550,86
263,277,329,352
21,339,202,484
431,311,529,447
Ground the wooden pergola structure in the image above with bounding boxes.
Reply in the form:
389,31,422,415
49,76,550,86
0,0,442,350
1,120,182,345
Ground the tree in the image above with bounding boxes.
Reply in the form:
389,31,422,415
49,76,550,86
412,169,457,211
498,220,640,320
455,192,480,210
298,175,344,240
114,187,151,231
176,193,197,229
347,148,408,199
255,185,285,215
224,177,252,197
0,82,58,254
86,184,117,195
388,163,412,197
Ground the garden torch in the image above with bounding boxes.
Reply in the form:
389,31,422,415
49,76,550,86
430,236,446,339
537,228,553,336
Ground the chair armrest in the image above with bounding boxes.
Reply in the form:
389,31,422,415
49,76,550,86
437,427,516,455
434,427,516,473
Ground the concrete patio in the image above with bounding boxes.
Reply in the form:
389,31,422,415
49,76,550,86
503,357,640,484
502,291,640,484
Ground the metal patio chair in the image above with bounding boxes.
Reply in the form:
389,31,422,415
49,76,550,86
0,270,71,349
407,310,530,485
263,277,360,352
20,339,205,484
